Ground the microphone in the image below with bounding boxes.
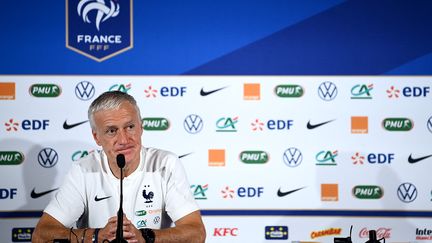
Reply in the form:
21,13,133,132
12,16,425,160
365,230,381,243
111,154,127,243
334,225,352,243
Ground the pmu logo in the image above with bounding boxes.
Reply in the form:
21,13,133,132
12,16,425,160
29,84,61,97
351,84,373,99
265,226,288,240
382,118,413,131
109,83,131,93
191,184,208,200
316,150,338,166
274,84,304,98
397,182,417,203
318,81,337,101
12,228,34,242
184,114,203,134
352,185,383,199
71,150,94,161
221,186,264,199
239,151,269,164
213,228,239,237
216,117,238,132
4,119,50,132
66,0,133,62
38,148,59,168
142,118,170,131
75,81,96,100
0,151,24,165
283,147,302,167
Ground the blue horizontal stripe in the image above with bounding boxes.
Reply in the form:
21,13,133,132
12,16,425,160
201,210,432,217
1,210,432,218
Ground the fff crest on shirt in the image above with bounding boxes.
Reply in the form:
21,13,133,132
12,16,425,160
66,0,133,62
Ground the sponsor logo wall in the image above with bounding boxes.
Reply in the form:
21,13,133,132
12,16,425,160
0,76,431,242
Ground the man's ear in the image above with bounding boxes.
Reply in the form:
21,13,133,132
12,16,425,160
92,130,102,146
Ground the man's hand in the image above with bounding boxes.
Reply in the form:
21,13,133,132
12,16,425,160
99,215,143,243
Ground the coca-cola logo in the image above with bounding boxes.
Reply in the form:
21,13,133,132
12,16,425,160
359,228,391,239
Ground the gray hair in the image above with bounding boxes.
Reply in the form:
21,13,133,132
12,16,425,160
88,91,141,130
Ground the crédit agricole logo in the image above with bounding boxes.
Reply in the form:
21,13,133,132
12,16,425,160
66,0,133,61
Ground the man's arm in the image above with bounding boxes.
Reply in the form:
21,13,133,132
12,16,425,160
150,210,206,243
32,213,120,243
32,213,72,242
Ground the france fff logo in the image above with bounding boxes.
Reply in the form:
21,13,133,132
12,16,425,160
66,0,133,62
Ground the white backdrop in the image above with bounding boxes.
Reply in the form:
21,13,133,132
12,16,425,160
0,76,431,242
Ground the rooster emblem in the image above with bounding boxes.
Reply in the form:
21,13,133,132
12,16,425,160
77,0,120,31
142,189,154,203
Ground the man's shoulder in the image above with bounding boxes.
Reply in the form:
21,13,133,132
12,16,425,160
73,150,101,172
144,147,177,158
142,147,179,171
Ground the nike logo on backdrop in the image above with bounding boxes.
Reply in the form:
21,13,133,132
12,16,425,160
277,187,306,197
408,154,432,163
94,195,111,202
31,188,59,199
63,120,89,129
200,86,227,96
306,119,335,129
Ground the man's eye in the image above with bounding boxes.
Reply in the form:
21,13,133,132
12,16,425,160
127,124,135,130
106,128,117,135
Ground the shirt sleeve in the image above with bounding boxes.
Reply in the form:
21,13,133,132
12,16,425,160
44,163,86,228
163,155,199,222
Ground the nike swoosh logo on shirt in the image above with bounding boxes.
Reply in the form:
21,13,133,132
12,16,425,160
408,154,432,163
30,188,59,199
94,195,112,202
63,120,88,129
306,119,335,129
200,86,227,96
277,187,306,197
179,152,193,159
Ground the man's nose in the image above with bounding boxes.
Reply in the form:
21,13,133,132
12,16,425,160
117,129,128,144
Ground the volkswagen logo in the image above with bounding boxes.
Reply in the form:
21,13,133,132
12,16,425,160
427,116,432,133
38,148,59,168
318,81,337,101
397,182,417,203
75,81,96,101
283,147,302,167
184,114,203,134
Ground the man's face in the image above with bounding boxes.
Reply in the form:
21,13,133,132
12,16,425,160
92,101,143,169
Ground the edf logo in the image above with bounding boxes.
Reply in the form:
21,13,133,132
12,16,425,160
221,186,264,198
402,86,430,97
144,85,187,97
4,119,49,131
267,120,294,130
367,153,395,164
0,188,17,199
